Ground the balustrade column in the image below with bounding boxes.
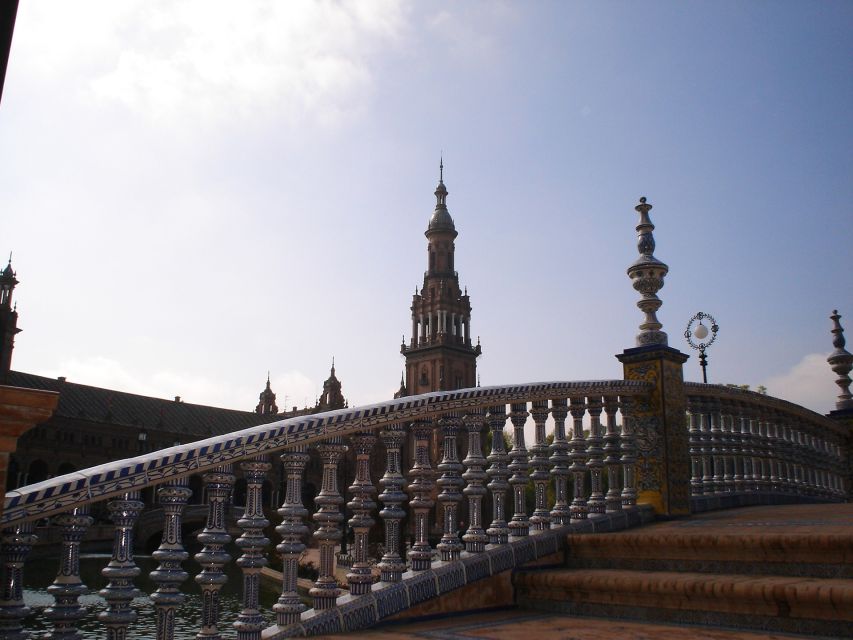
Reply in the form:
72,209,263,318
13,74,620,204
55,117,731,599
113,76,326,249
528,401,552,528
721,409,735,493
235,456,271,640
709,400,724,494
507,403,531,536
549,399,571,524
408,420,436,570
44,506,93,639
378,426,407,582
569,397,588,520
99,491,145,640
485,405,510,543
699,400,714,494
462,409,489,550
586,396,606,516
195,465,235,639
346,433,377,595
311,438,346,608
620,397,637,508
767,419,780,491
437,415,464,559
0,522,37,639
150,480,192,640
274,445,309,625
730,407,744,492
688,403,703,496
603,396,623,512
737,405,754,492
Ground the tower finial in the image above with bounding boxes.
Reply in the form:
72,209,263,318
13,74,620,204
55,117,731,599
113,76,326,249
439,154,443,183
828,310,853,410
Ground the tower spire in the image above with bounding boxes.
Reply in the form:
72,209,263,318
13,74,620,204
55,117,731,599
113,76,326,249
439,155,444,183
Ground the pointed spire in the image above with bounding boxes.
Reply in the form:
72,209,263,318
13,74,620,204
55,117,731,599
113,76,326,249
331,356,336,377
828,310,853,411
266,371,271,388
439,154,444,183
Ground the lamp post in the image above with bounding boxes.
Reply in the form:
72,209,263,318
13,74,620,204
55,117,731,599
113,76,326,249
685,312,719,383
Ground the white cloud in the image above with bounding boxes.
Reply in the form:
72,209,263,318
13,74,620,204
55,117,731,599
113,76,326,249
761,352,836,414
45,356,318,412
16,0,411,127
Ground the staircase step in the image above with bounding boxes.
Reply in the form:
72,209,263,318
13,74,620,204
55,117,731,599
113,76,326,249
514,568,853,637
565,531,853,578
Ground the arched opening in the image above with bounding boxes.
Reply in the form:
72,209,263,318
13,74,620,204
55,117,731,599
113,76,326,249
6,456,19,490
57,462,77,476
27,459,49,485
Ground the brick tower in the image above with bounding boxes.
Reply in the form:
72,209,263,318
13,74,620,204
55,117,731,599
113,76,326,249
401,163,481,395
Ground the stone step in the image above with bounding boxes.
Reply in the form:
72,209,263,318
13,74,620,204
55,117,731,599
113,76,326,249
565,530,853,578
513,568,853,637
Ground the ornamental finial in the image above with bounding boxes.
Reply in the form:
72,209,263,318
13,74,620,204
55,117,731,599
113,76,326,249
828,310,853,410
627,197,669,346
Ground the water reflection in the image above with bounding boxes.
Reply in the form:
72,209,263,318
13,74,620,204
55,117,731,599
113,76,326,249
23,550,281,639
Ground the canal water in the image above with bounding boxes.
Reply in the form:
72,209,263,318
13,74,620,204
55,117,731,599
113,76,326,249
23,549,282,638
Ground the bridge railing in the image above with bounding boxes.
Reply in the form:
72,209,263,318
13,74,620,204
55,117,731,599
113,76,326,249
684,382,847,505
0,380,659,639
1,379,848,638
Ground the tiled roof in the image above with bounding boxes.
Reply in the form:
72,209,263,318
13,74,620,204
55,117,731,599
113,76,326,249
6,370,278,438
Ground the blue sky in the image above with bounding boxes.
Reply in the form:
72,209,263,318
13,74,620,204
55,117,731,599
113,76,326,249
2,1,851,414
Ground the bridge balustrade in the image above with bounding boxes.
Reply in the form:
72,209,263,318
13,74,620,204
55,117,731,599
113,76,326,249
0,380,846,639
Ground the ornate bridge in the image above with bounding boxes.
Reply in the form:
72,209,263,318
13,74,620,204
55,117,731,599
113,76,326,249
0,198,849,639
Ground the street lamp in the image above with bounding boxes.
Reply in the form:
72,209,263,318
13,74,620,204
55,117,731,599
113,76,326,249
685,311,719,383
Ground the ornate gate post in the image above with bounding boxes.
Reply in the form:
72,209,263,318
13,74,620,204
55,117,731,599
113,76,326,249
617,196,690,516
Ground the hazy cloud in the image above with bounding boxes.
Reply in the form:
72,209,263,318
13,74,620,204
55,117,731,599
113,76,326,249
761,353,836,414
16,0,411,128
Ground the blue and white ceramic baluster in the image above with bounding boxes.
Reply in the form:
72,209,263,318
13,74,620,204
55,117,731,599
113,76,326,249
485,405,510,544
549,399,571,525
408,420,435,570
273,445,309,626
528,401,551,530
436,413,464,560
507,402,530,537
195,465,235,639
150,479,192,640
569,397,588,520
603,396,623,512
462,408,489,550
311,437,346,609
346,433,377,595
586,396,606,516
378,425,407,582
99,491,144,640
45,506,93,639
620,398,637,508
235,456,271,640
0,522,37,639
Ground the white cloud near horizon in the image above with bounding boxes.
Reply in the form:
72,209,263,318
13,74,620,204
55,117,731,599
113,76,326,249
761,352,836,414
15,0,411,128
44,356,318,413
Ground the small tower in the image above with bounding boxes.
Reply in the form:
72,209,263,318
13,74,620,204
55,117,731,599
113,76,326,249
255,373,279,415
0,256,21,382
827,310,853,412
317,358,346,411
401,162,481,394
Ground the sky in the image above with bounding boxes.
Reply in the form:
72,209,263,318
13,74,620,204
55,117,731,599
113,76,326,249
1,1,851,416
